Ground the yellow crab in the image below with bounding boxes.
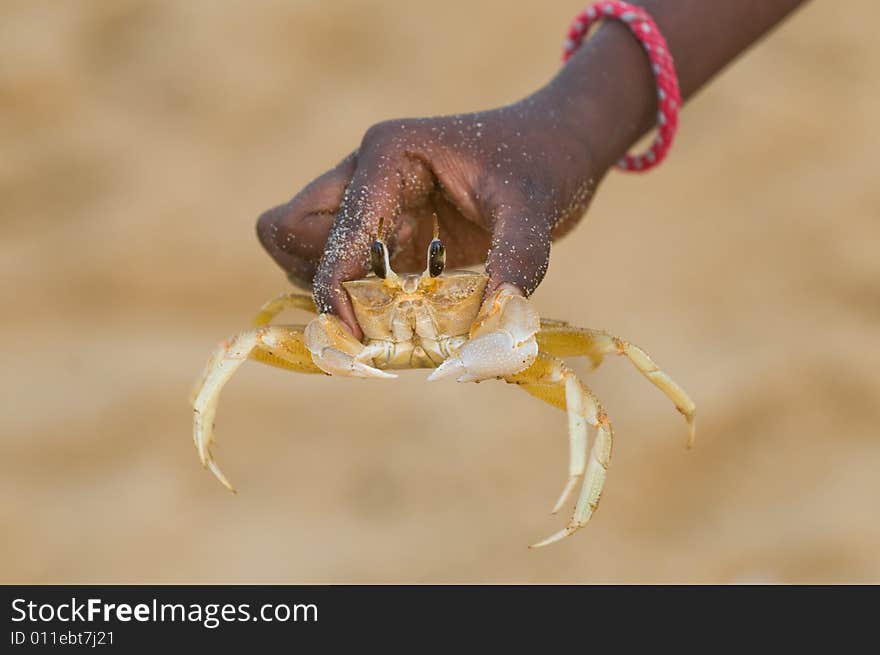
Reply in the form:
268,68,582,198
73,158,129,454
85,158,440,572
191,219,695,548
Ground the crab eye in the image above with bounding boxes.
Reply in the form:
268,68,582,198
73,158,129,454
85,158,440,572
370,240,388,279
428,239,446,277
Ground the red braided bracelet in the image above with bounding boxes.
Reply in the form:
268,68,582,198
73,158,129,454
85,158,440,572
563,1,681,172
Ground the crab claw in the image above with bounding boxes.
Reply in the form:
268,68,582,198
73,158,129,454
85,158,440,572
304,313,396,379
428,284,539,383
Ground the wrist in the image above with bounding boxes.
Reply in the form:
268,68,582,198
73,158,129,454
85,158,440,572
538,20,659,173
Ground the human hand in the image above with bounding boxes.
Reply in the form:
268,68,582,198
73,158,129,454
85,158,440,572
257,0,810,339
257,86,603,339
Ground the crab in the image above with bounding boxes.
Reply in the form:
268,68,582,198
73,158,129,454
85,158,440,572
190,218,696,548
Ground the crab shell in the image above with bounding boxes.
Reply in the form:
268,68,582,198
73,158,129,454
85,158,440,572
342,271,489,369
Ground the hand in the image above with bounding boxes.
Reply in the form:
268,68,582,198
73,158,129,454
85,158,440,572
257,86,602,339
256,0,809,339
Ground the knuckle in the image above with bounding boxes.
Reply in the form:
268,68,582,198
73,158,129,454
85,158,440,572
361,119,409,151
256,205,283,249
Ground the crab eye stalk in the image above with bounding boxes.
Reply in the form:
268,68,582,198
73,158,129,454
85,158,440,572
425,212,445,278
370,240,388,279
428,239,446,277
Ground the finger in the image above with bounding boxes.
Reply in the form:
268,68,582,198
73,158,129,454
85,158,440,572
313,135,434,336
256,153,357,283
484,191,553,298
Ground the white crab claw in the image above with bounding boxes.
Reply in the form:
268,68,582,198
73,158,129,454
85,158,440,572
304,313,397,379
313,347,397,379
428,284,539,383
428,332,537,382
426,356,465,382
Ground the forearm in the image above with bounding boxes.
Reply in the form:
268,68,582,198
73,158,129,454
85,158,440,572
542,0,808,171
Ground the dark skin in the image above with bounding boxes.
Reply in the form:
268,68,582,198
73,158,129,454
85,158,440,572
257,0,808,339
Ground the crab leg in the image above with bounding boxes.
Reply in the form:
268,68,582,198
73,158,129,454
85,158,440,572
191,325,323,491
505,353,614,548
253,292,316,326
537,324,696,448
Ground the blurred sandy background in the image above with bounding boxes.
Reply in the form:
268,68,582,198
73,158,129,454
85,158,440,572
1,0,878,584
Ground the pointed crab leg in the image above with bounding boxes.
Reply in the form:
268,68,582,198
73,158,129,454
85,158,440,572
504,353,614,547
537,325,696,448
253,292,317,326
190,325,322,491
